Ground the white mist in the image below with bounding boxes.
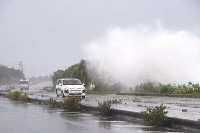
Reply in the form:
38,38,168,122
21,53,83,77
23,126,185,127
84,25,200,88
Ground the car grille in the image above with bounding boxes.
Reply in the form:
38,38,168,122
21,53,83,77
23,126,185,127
69,90,82,95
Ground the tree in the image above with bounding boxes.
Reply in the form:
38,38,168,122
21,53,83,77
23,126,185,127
0,65,24,84
62,60,91,87
52,70,64,83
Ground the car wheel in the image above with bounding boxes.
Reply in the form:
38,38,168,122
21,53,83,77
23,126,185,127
56,90,59,97
62,91,65,98
82,96,85,99
20,88,23,93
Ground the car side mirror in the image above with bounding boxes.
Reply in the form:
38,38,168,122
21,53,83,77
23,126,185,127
59,84,62,86
83,83,85,86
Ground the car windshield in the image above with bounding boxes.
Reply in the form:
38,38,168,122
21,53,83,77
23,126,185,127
19,81,29,84
63,80,82,85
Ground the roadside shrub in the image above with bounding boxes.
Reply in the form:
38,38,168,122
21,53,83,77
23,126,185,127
19,93,29,102
98,100,112,115
85,88,91,93
61,96,82,111
144,104,168,126
136,82,200,95
9,91,29,102
46,97,56,105
109,99,122,104
9,91,21,100
106,82,123,93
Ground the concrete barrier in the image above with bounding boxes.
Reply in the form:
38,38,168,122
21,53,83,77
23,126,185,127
81,104,200,132
82,104,200,132
87,92,200,98
116,92,200,98
168,117,200,132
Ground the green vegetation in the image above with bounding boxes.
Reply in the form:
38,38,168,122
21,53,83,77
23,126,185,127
85,87,91,93
46,97,56,105
109,99,122,104
52,69,65,89
144,104,168,126
9,91,21,100
52,59,200,94
19,93,29,102
88,82,124,93
52,59,125,93
9,91,29,102
0,65,24,84
105,82,124,93
52,60,90,89
136,82,200,95
60,96,82,111
98,100,112,115
97,99,122,115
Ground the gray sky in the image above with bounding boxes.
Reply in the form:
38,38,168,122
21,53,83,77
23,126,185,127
0,0,199,77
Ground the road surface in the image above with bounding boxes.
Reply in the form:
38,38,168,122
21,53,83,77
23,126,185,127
0,96,178,133
25,81,200,121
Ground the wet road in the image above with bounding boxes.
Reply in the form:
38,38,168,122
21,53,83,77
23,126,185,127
81,94,200,121
0,96,178,133
24,81,200,121
1,81,199,132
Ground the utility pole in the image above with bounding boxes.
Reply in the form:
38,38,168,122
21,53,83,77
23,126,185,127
19,61,23,73
19,61,25,79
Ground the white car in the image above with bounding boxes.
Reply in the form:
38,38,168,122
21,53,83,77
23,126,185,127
0,83,8,90
55,78,86,98
19,79,29,90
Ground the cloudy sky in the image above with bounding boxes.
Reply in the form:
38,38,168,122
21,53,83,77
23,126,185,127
0,0,199,77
